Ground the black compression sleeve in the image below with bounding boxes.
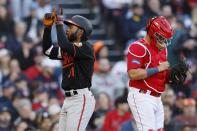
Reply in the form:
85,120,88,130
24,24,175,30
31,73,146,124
56,24,74,55
42,27,52,55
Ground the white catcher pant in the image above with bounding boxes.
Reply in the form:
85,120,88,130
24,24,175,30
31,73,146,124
127,87,164,131
59,88,95,131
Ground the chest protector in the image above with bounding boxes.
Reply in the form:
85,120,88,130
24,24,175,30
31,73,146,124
129,39,168,93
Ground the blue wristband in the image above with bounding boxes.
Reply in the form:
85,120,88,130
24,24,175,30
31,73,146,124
147,67,159,77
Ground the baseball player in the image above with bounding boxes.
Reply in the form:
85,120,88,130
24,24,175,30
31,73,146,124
127,16,173,131
42,9,95,131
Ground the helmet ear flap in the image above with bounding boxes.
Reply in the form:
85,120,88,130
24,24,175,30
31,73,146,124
146,16,158,36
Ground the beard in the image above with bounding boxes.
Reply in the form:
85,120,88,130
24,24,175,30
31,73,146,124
67,32,78,42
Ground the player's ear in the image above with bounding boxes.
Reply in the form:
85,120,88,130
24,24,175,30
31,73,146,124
78,29,84,38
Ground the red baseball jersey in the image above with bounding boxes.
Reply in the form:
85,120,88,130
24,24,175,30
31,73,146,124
127,38,169,93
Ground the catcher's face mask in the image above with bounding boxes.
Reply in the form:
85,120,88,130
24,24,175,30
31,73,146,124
154,32,172,46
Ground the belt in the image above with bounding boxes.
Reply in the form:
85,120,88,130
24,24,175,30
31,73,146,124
64,88,90,97
130,87,161,97
65,90,78,97
139,89,161,97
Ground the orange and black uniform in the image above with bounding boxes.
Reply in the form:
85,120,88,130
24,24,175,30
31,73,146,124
42,25,94,91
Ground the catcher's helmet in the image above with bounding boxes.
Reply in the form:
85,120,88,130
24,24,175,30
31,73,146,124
64,15,93,39
146,16,173,44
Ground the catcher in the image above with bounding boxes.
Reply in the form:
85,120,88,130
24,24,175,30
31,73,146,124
127,16,188,131
42,9,95,131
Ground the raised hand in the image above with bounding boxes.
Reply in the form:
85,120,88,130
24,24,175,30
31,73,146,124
56,7,64,25
42,8,57,27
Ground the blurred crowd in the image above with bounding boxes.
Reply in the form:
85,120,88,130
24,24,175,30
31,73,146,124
0,0,196,131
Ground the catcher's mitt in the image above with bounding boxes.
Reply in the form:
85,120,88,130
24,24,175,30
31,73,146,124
169,61,188,85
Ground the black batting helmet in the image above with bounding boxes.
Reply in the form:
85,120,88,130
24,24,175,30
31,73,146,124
64,15,93,39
